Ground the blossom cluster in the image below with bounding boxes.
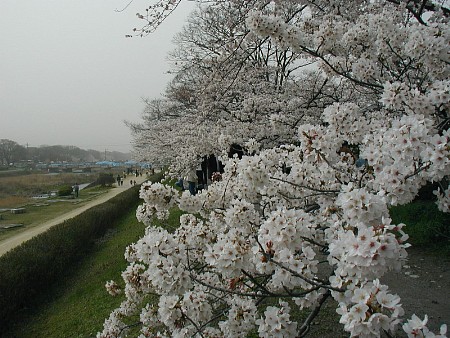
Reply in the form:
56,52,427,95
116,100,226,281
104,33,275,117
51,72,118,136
434,186,450,213
403,315,447,338
256,301,297,338
335,279,404,337
136,182,179,222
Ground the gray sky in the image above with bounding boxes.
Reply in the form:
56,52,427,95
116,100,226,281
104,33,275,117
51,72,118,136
0,0,194,153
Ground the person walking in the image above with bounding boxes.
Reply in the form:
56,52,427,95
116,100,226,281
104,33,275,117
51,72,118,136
185,168,198,196
73,183,79,198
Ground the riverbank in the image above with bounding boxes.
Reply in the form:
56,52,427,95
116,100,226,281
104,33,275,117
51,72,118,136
0,175,147,257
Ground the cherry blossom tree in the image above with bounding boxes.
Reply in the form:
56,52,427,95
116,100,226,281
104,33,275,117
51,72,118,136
101,0,449,337
130,1,359,175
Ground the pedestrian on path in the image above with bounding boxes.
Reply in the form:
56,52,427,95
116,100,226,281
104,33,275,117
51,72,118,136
73,183,79,198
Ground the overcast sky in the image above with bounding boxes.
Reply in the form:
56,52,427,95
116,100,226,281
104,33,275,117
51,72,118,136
0,0,194,153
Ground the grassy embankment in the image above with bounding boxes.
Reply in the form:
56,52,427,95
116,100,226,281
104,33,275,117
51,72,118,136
5,185,448,337
5,209,147,337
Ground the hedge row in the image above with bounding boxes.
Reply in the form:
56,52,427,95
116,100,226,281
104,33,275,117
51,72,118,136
0,172,163,333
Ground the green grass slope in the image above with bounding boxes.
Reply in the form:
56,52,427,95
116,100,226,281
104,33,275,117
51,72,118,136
5,208,146,338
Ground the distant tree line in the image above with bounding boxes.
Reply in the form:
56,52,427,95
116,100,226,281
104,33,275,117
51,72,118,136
0,139,130,166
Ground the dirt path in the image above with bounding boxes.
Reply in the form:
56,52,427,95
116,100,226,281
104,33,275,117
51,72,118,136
381,247,450,332
0,175,147,257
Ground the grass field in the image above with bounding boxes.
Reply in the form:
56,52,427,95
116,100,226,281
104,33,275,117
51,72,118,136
0,172,99,199
0,169,32,178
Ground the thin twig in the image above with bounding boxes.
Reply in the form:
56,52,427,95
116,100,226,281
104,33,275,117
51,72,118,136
298,290,331,337
115,0,134,12
269,259,344,292
190,272,324,298
270,176,340,194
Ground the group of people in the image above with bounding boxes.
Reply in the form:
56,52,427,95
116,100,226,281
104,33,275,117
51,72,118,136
116,175,125,186
117,174,139,187
117,169,144,187
175,147,246,196
175,155,226,195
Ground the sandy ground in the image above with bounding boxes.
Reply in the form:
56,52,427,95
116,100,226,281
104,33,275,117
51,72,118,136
0,175,148,257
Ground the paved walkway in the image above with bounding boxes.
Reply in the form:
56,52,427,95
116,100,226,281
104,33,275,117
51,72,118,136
0,175,148,257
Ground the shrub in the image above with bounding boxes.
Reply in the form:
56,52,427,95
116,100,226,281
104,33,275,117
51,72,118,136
390,200,450,251
96,173,115,187
414,181,440,201
58,185,73,196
